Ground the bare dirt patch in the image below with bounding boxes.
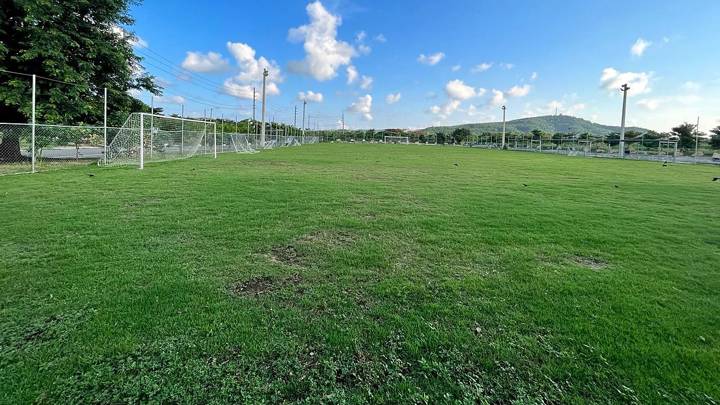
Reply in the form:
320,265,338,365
269,245,304,266
571,255,608,270
229,274,303,297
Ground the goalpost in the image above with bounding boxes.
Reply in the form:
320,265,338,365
384,136,409,144
106,113,216,168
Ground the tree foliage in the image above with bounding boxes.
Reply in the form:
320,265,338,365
710,126,720,149
671,123,697,149
0,0,158,160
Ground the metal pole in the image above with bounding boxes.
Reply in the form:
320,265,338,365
501,105,506,149
695,116,700,163
221,112,224,153
619,83,630,158
211,108,216,158
260,69,268,147
150,95,154,158
302,100,307,142
31,74,36,173
180,104,184,155
139,113,144,169
103,87,108,165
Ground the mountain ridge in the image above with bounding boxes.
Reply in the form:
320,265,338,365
422,115,652,136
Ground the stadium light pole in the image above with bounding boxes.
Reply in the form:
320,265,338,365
501,105,507,149
619,83,630,158
260,68,268,147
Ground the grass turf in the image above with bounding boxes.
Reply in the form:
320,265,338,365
1,144,718,403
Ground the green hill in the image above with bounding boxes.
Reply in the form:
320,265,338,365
423,115,651,136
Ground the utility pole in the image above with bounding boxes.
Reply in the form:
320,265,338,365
342,112,345,131
252,87,257,135
501,105,506,149
260,69,268,147
695,116,700,162
294,105,297,127
619,83,630,158
302,100,307,140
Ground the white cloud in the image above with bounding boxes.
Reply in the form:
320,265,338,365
630,38,652,56
451,65,461,72
132,36,148,49
471,63,492,73
445,79,477,100
111,26,148,49
348,94,373,120
418,52,445,66
430,80,486,119
531,72,538,81
681,81,701,92
223,42,283,99
374,34,387,43
489,89,506,106
346,65,358,84
287,1,356,81
600,67,652,95
355,31,367,42
155,95,185,104
181,51,230,73
360,75,373,90
637,98,662,111
429,100,461,117
507,84,531,98
386,93,401,104
358,44,372,55
298,90,323,103
500,63,514,70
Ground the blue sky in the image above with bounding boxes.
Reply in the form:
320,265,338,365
128,0,720,132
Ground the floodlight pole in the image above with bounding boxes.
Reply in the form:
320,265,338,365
619,83,630,158
260,68,268,147
501,105,507,149
31,74,36,173
103,87,108,165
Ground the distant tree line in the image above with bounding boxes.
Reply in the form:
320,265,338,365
317,122,720,153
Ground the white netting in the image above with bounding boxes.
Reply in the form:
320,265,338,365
106,113,215,166
384,136,409,144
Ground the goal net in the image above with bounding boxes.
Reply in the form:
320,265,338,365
106,113,216,167
384,136,409,144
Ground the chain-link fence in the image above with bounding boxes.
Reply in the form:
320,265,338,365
0,70,323,175
470,135,720,165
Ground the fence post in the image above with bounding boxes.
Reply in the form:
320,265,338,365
213,123,217,159
139,113,144,170
31,74,36,173
180,104,184,156
103,87,108,165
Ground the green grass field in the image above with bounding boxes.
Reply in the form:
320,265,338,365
1,144,718,403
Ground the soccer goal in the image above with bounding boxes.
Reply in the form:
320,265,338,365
106,113,216,168
384,136,409,144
